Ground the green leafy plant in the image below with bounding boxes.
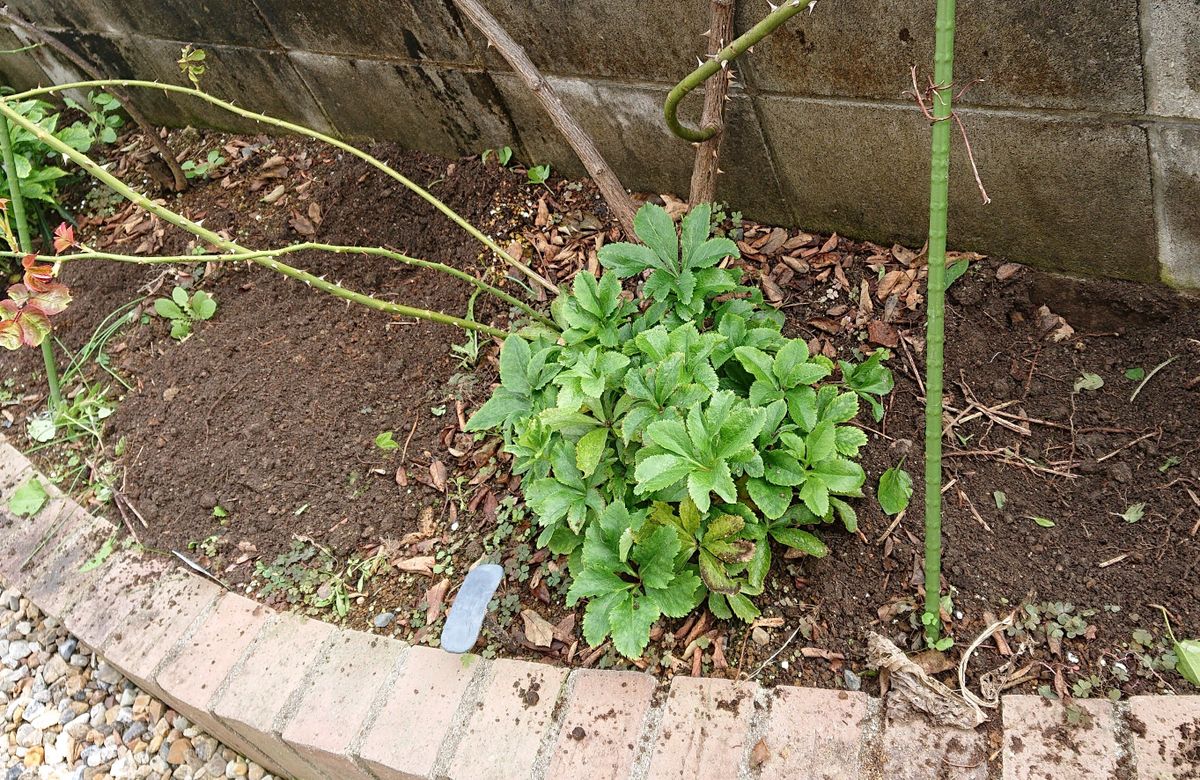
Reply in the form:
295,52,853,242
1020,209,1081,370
7,477,47,516
1114,502,1145,523
468,203,892,656
177,46,207,90
878,462,913,515
375,431,399,451
154,286,216,340
0,95,120,265
1158,608,1200,687
481,145,513,166
181,149,226,180
526,164,550,185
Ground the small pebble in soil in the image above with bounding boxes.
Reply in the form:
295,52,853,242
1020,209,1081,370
844,670,862,691
374,611,396,629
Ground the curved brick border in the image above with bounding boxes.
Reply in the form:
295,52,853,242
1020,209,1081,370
1,437,1197,779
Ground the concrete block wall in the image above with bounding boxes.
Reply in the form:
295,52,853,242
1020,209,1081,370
0,0,1197,287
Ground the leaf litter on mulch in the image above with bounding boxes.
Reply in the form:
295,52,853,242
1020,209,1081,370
3,127,1199,701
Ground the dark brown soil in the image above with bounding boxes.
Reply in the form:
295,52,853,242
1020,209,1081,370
5,128,1199,703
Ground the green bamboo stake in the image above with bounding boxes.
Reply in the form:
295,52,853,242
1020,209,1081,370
0,112,62,409
664,0,815,142
3,79,558,295
922,0,957,642
0,100,508,339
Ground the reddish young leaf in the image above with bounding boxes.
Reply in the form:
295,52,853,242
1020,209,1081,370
7,282,72,316
0,302,51,349
21,255,56,292
53,223,76,254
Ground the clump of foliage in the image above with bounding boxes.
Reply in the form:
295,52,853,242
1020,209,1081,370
0,93,121,277
154,285,217,340
0,212,72,350
468,203,892,657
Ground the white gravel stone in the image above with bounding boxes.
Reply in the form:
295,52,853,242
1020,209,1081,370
1,590,271,780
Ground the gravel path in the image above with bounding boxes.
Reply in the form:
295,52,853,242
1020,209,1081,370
1,588,275,780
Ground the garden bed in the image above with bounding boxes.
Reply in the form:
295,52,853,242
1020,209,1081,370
4,128,1199,700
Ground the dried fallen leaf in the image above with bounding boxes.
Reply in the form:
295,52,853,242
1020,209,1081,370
425,578,450,624
867,320,899,348
395,555,435,575
289,211,316,237
521,608,556,648
996,263,1022,281
429,460,448,492
877,270,912,301
418,506,436,537
750,739,770,768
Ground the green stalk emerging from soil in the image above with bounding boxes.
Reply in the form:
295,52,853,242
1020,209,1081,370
5,79,558,295
0,112,62,409
922,0,957,641
665,0,815,142
0,99,510,339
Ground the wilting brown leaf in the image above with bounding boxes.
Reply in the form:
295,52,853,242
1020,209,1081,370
808,317,843,335
307,201,322,227
877,270,912,301
760,227,788,255
661,194,689,220
996,263,1022,281
891,244,916,265
521,608,556,648
1036,305,1075,342
761,276,785,304
553,614,576,644
395,467,408,487
395,555,435,575
911,649,956,676
289,211,316,237
800,647,846,661
820,233,839,253
867,320,899,348
418,505,437,537
750,739,770,769
425,578,450,624
429,460,448,492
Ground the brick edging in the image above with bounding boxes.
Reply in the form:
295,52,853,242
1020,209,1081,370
1,437,1196,779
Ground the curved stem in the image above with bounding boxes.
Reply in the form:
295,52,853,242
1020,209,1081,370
665,0,814,143
1,240,555,328
922,0,957,642
0,112,61,408
0,99,507,339
5,79,559,295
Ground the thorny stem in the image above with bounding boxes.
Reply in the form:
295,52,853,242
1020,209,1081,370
923,0,957,642
0,99,509,339
664,0,815,142
0,241,554,328
5,79,559,295
0,112,62,408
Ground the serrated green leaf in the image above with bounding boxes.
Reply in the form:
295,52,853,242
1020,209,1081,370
575,427,608,478
498,334,532,395
1073,372,1103,393
633,203,679,270
631,526,681,589
769,527,828,557
608,593,660,658
747,478,791,520
726,592,760,621
878,465,913,515
806,421,836,463
1116,502,1145,523
7,478,47,516
646,572,701,618
634,453,693,494
698,549,739,594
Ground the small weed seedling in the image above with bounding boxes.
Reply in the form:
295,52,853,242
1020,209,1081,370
177,46,207,89
878,461,913,515
481,146,513,166
154,286,216,340
374,431,399,451
181,149,226,180
526,164,550,186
